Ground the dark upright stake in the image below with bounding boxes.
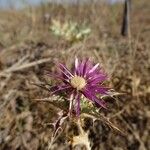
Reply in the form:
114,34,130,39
121,0,131,37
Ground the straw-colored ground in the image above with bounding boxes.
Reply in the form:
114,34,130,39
0,0,149,150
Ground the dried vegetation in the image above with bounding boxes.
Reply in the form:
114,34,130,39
0,0,149,150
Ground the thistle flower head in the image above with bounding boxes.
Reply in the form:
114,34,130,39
48,58,111,116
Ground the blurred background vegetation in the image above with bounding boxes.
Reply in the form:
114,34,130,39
0,0,149,149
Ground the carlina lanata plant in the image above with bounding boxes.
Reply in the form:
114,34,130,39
47,58,110,116
37,58,121,149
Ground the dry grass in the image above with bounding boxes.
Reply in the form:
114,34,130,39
0,0,150,150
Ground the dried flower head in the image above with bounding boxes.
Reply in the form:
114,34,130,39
47,58,111,116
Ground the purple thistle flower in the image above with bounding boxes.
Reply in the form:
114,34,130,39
47,58,111,116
